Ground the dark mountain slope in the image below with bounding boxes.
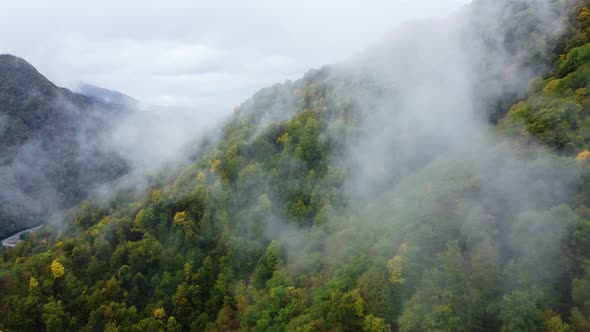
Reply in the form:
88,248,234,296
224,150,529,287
0,54,128,239
0,55,106,154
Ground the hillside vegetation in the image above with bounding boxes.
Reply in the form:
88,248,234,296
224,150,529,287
0,55,128,239
3,1,590,332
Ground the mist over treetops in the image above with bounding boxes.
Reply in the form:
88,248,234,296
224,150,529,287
3,0,590,331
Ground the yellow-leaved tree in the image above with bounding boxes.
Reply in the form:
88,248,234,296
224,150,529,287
579,7,590,23
277,132,289,144
576,150,590,161
29,277,39,290
50,260,65,279
153,307,166,320
174,211,188,225
151,189,161,203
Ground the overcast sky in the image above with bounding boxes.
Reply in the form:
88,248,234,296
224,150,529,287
1,0,470,114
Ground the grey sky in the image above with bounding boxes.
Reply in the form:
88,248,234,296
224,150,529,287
1,0,470,113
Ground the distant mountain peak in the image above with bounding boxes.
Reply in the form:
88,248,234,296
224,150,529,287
74,82,138,107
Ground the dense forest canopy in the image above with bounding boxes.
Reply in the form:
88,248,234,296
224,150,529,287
3,0,590,331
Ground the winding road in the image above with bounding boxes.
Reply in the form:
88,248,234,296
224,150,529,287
1,225,43,247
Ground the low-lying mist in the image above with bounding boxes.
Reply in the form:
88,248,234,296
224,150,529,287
224,0,583,328
2,0,589,330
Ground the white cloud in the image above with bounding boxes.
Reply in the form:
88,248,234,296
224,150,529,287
0,0,470,111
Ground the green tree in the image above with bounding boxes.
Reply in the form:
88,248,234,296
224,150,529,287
42,300,67,332
252,241,283,289
499,291,541,332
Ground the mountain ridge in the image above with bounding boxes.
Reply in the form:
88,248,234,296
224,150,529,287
0,54,129,240
2,0,590,331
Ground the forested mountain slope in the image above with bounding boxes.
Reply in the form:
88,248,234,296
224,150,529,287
0,55,128,239
501,2,590,153
3,1,590,331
